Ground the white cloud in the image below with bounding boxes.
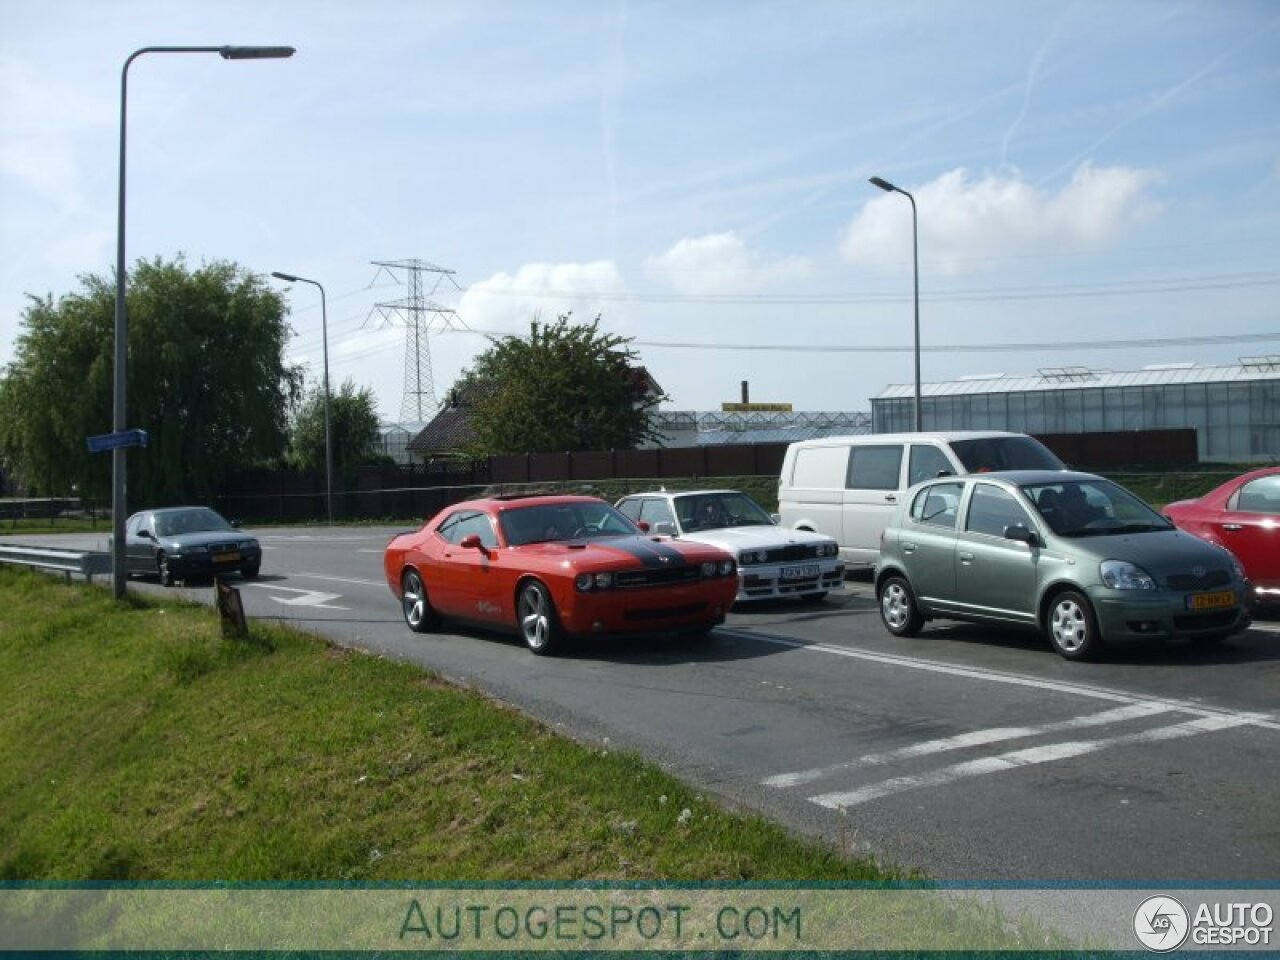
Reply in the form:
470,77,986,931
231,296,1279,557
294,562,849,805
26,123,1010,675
839,164,1162,275
456,261,628,332
646,232,811,295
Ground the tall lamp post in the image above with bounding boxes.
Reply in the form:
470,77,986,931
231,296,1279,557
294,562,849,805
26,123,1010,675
271,272,334,524
868,176,922,432
111,44,294,600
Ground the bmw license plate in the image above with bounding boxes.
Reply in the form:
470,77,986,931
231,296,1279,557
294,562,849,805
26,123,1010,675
780,563,819,581
213,551,240,564
1187,590,1235,611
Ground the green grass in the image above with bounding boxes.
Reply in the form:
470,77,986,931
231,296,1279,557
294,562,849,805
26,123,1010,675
0,516,108,536
0,563,895,883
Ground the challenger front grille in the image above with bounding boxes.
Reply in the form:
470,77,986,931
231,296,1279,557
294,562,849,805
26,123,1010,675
615,566,701,588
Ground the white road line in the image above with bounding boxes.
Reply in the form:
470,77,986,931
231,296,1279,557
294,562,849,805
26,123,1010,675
282,573,386,588
762,702,1172,789
809,714,1250,811
718,628,1280,732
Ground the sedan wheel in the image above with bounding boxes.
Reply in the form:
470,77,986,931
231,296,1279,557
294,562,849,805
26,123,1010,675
1047,590,1102,661
518,580,562,655
157,552,175,587
878,575,923,637
401,569,438,633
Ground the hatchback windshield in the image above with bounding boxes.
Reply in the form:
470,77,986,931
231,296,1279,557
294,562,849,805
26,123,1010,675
1023,478,1172,537
500,502,639,545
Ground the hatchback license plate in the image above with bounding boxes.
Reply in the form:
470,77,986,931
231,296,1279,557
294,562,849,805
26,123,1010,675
213,551,240,564
780,563,819,581
1187,590,1234,611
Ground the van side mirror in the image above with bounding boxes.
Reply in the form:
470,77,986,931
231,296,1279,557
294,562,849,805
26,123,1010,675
769,513,782,525
1004,524,1038,546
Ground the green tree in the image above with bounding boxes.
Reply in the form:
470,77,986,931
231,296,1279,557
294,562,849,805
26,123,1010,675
454,315,667,457
288,378,383,483
0,256,301,504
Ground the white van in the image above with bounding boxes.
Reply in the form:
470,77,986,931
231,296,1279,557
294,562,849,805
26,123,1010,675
777,431,1065,565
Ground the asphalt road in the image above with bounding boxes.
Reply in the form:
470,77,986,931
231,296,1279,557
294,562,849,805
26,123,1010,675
15,526,1280,888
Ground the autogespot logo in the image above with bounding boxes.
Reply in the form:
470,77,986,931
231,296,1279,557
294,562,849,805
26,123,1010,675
1134,895,1190,952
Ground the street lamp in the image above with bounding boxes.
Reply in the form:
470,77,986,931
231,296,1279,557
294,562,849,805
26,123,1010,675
272,272,334,525
869,175,922,432
111,44,294,600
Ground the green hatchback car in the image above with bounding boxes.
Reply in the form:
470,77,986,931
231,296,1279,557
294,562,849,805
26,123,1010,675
874,470,1250,660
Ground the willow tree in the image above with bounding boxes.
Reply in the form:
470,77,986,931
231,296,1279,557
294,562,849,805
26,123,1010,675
0,256,301,504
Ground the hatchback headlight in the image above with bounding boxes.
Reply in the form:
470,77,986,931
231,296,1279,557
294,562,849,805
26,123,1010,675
1100,560,1155,591
175,543,207,555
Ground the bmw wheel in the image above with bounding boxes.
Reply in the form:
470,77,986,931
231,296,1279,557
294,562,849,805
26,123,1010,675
1046,590,1102,661
517,580,562,655
401,569,439,633
878,575,923,637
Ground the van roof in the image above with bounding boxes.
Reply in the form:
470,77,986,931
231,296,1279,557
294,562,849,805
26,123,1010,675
786,430,1030,447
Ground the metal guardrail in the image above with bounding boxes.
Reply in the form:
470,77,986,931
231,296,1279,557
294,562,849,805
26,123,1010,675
0,544,113,584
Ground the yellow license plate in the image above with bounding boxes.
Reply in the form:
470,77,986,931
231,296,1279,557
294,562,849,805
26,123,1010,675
1187,590,1234,610
213,551,240,564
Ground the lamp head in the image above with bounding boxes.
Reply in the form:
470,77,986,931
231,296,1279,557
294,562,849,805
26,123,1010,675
869,176,897,193
271,271,299,283
220,46,295,60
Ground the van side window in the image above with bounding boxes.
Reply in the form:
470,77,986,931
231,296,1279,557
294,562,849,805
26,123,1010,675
911,482,963,528
639,499,675,527
964,484,1031,538
908,444,955,486
846,445,903,491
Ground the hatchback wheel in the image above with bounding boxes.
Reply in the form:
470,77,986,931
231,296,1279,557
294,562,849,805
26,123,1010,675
878,575,923,637
401,569,439,633
1046,590,1102,660
518,580,562,655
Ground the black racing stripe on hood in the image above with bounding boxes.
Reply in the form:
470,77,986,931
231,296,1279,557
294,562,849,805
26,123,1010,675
601,536,688,569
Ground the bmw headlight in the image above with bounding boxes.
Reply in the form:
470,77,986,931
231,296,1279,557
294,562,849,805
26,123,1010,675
1100,560,1156,591
738,550,762,565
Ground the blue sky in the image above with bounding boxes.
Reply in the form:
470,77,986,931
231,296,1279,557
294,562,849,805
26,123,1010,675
2,0,1278,425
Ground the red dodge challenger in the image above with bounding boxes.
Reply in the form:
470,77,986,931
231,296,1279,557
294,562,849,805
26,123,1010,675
384,494,740,654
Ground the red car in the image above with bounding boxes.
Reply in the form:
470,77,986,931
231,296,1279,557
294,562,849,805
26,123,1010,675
384,494,739,654
1163,466,1280,606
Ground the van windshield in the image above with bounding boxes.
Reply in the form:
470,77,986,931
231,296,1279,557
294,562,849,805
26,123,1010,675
949,436,1064,473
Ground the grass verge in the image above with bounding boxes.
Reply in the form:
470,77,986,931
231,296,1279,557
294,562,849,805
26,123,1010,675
0,565,1078,949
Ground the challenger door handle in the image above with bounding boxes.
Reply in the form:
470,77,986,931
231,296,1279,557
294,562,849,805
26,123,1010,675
1221,524,1243,531
959,551,974,565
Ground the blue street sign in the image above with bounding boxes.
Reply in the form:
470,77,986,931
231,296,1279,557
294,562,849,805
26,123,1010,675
87,429,149,454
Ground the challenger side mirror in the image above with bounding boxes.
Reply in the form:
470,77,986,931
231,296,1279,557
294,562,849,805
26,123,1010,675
459,533,488,553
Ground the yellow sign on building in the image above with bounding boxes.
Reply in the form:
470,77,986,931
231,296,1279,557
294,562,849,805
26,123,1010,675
721,402,793,412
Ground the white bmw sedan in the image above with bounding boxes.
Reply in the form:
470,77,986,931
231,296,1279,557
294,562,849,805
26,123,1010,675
616,489,844,603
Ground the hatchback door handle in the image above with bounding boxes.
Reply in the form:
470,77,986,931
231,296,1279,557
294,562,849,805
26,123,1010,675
1221,523,1243,531
959,551,974,565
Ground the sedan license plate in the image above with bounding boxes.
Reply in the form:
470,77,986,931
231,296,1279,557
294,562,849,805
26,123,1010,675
213,551,241,564
1187,590,1235,611
780,563,819,581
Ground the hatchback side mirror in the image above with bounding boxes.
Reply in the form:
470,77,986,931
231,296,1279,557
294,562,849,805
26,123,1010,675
1004,524,1038,546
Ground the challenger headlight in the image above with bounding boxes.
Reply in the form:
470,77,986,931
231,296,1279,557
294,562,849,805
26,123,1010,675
575,572,614,592
718,559,736,576
1100,559,1156,591
700,561,716,577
